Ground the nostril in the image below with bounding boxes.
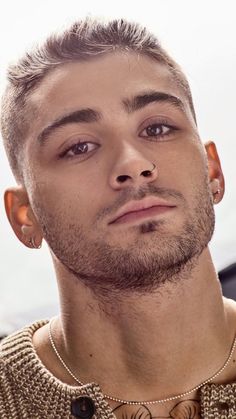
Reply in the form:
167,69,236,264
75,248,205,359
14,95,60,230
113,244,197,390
117,175,131,183
141,170,152,177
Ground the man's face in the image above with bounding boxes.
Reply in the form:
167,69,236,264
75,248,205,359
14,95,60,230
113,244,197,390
23,52,215,293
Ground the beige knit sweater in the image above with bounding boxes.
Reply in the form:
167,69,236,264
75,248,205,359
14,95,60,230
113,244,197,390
0,320,236,418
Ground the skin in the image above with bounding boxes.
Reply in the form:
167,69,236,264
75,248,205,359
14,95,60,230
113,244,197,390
4,52,236,418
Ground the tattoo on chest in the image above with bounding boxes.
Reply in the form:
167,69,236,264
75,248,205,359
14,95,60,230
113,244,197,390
112,399,200,418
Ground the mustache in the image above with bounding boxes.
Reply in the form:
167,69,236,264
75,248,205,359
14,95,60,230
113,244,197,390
96,185,185,221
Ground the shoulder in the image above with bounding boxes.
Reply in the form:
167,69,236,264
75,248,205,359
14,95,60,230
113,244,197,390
0,319,49,379
0,320,49,414
0,319,48,353
223,297,236,321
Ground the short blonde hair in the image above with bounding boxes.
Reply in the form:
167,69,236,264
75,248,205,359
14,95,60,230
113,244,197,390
1,18,196,183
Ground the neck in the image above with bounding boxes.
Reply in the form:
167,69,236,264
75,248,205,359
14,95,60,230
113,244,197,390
52,248,233,401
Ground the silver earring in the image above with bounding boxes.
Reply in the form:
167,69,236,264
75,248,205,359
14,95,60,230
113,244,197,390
213,189,221,203
29,237,42,249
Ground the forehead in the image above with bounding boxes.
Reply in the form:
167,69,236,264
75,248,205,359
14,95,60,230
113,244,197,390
28,52,189,127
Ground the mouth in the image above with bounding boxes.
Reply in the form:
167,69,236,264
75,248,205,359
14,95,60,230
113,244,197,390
108,197,176,225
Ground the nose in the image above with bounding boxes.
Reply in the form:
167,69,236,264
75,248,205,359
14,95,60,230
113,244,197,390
109,149,158,190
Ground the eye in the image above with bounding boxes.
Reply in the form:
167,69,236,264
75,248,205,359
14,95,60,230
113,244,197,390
59,141,99,159
140,123,177,139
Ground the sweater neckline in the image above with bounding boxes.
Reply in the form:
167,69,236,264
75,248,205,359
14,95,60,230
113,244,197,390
2,319,236,418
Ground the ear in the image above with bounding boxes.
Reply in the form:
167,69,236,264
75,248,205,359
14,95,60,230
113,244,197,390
4,186,43,249
204,141,225,204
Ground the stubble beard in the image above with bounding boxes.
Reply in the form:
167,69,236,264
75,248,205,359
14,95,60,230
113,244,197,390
36,180,215,297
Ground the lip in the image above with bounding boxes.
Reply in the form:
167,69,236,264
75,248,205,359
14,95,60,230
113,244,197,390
108,197,176,225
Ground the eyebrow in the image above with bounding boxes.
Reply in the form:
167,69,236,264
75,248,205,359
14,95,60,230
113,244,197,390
37,108,101,145
37,90,185,145
122,91,185,114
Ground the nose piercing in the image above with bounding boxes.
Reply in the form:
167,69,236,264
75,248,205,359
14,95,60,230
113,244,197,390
141,163,156,177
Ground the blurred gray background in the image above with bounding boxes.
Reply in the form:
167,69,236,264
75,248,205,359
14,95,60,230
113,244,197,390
0,0,236,334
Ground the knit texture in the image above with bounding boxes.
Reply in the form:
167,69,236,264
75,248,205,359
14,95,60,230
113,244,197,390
0,320,236,418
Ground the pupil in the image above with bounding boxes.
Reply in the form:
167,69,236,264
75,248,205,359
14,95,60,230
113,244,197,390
76,143,88,153
148,125,160,135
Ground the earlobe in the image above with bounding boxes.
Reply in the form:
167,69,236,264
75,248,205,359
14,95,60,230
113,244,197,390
4,187,42,248
204,141,225,204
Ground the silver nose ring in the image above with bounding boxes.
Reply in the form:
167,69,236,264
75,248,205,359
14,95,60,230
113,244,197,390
142,163,156,177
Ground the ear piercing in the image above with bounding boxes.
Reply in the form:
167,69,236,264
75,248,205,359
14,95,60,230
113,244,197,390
29,237,42,249
213,189,221,203
211,179,221,203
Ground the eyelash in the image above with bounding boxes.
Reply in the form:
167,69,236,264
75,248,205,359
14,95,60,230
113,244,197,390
59,142,98,159
140,121,178,139
58,122,178,160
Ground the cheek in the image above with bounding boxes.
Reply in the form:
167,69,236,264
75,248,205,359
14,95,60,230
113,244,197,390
25,145,107,224
185,142,209,185
182,146,209,201
160,140,208,196
29,172,102,228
